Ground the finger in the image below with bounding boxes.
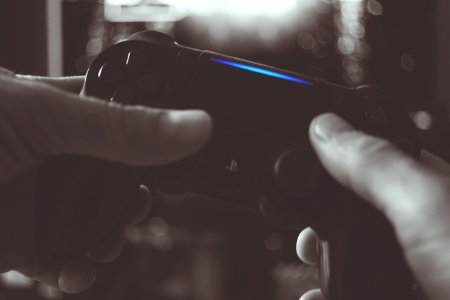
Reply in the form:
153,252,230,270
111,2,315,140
16,252,97,294
296,227,319,265
300,289,323,300
15,75,85,94
58,256,97,294
123,185,152,226
309,113,450,300
83,184,150,250
88,231,126,263
0,76,212,181
0,67,15,77
309,113,450,240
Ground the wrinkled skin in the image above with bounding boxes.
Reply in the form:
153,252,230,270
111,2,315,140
0,69,212,293
297,114,450,300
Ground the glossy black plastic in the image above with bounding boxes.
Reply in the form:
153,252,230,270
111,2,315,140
41,31,420,299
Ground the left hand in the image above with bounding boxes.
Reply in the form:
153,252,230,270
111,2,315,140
0,70,211,294
0,72,152,293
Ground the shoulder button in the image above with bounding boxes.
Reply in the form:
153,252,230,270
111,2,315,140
365,103,389,127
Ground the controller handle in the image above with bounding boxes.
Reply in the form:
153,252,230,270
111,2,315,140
262,146,416,300
262,180,416,300
316,196,415,300
35,157,139,258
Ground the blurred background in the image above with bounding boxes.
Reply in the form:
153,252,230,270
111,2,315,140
0,0,449,299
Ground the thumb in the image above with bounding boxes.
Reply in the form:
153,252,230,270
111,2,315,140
0,76,212,180
309,113,450,300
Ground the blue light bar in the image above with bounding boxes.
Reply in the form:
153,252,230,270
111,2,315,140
210,58,313,85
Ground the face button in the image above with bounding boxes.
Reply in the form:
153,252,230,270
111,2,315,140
274,148,323,198
110,85,135,105
97,63,125,85
365,102,389,127
125,50,150,74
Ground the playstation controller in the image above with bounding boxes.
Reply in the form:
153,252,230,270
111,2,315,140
38,31,420,299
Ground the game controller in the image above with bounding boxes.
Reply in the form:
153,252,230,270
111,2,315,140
38,31,420,299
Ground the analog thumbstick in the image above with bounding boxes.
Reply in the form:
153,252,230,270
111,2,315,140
273,148,323,198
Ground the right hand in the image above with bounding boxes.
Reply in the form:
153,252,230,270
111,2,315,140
297,113,450,300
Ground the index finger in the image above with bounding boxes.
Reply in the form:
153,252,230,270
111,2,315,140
0,75,212,181
15,75,85,94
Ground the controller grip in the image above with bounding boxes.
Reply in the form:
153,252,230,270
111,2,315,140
316,193,415,300
34,156,140,258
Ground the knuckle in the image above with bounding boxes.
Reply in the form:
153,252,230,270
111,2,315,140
103,102,127,160
0,67,15,77
106,104,172,165
147,108,171,143
337,133,391,181
353,132,392,158
129,108,171,160
349,133,400,173
426,175,450,202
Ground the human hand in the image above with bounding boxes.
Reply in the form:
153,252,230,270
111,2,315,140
296,113,450,300
0,69,212,293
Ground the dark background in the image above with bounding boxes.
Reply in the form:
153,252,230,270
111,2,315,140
0,1,449,299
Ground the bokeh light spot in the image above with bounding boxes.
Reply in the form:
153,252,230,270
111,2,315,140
367,0,383,16
411,111,433,130
401,53,416,72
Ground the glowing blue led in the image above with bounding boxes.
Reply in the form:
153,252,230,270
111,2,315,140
210,58,313,85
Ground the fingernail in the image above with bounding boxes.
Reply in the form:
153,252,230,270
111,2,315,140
164,110,212,145
59,258,97,294
312,113,354,142
122,185,152,226
88,234,125,263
